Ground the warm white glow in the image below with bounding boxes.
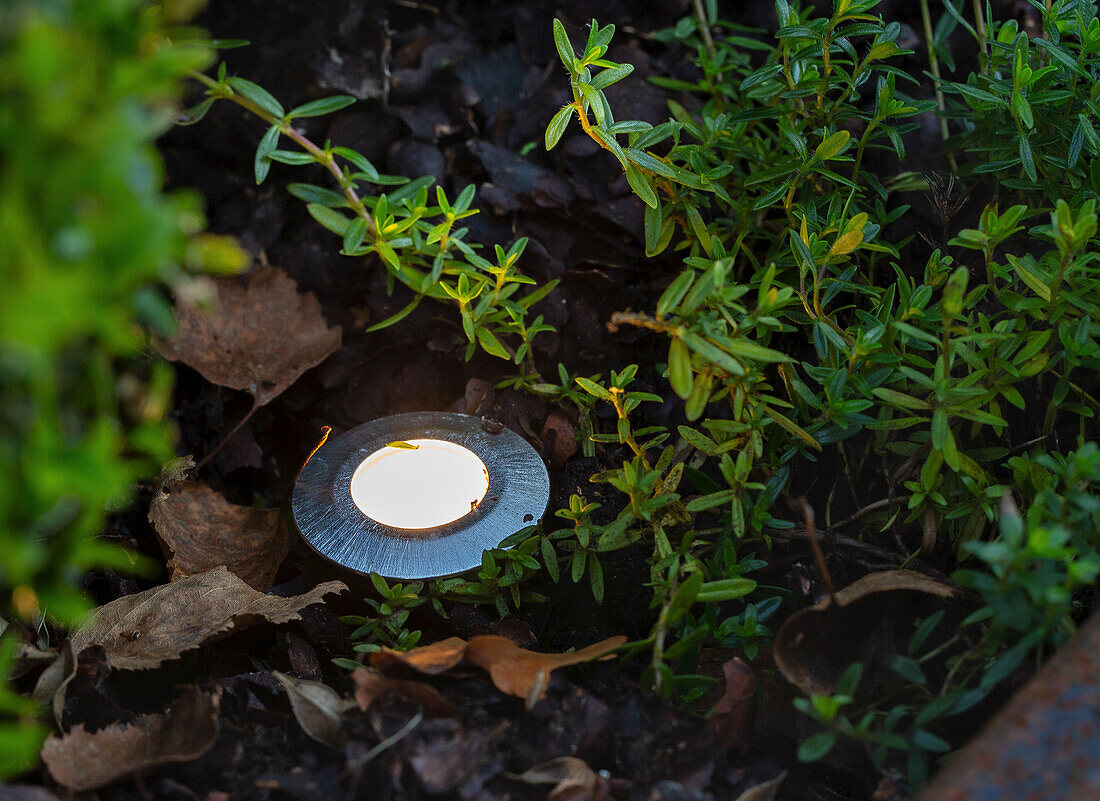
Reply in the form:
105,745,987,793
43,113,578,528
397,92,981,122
350,439,489,529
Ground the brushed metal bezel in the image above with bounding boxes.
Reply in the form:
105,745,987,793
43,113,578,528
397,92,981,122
291,412,550,579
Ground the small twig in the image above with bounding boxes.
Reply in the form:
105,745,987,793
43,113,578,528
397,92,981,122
195,394,260,470
831,497,901,530
768,526,907,565
796,497,835,604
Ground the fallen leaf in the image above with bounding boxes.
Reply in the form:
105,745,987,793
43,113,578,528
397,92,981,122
464,635,625,706
370,634,626,705
69,566,347,670
273,671,356,748
706,657,757,750
541,411,578,467
733,772,787,801
9,641,57,681
160,265,341,406
40,686,219,792
149,480,288,590
351,668,456,718
510,757,609,801
774,569,958,695
369,637,468,675
31,644,73,727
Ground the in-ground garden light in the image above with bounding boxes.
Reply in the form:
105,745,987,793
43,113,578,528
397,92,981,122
291,412,550,579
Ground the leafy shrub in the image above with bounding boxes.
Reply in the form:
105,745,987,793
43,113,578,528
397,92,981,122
0,0,227,776
185,0,1100,791
543,0,1100,789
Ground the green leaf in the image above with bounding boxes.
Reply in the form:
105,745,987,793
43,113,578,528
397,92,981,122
342,217,368,253
267,149,315,165
624,163,658,208
814,130,851,161
588,553,604,603
589,63,634,90
668,339,693,399
682,332,744,376
695,578,755,602
476,327,511,360
287,95,356,118
254,124,280,184
332,147,380,180
873,387,931,410
657,271,694,316
545,105,574,150
225,76,285,117
306,203,352,236
553,19,576,70
665,572,704,626
624,148,677,179
365,295,422,332
175,96,217,126
576,376,614,401
723,338,791,363
798,731,837,762
288,183,348,207
1018,135,1037,182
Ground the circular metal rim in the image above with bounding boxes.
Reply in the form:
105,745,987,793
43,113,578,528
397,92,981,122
291,412,550,580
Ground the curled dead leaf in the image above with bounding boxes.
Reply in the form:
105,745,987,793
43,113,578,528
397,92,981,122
774,569,958,696
706,657,757,751
273,671,356,749
733,771,787,801
370,634,625,705
510,757,609,801
351,668,456,718
369,637,468,675
464,635,625,706
149,480,288,590
69,566,347,670
40,686,219,792
160,265,341,406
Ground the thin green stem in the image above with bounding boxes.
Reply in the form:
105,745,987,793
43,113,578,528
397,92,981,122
189,70,375,237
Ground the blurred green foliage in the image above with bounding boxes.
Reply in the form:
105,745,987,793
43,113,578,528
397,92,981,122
0,0,222,776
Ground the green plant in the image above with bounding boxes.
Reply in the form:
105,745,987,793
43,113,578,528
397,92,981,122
0,0,231,778
542,0,1099,789
936,0,1100,200
795,444,1100,788
336,574,428,661
185,65,557,385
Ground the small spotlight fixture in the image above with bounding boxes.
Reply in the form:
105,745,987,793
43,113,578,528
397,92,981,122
291,412,550,580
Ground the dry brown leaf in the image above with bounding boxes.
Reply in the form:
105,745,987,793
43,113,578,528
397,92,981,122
463,635,625,705
371,634,625,705
370,637,468,675
273,671,356,749
40,686,218,792
149,480,288,590
706,657,757,751
733,771,787,801
774,569,958,695
510,757,609,801
160,265,341,406
69,566,347,670
351,668,456,718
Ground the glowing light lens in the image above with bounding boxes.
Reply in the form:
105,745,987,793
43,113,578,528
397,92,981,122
350,439,489,529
